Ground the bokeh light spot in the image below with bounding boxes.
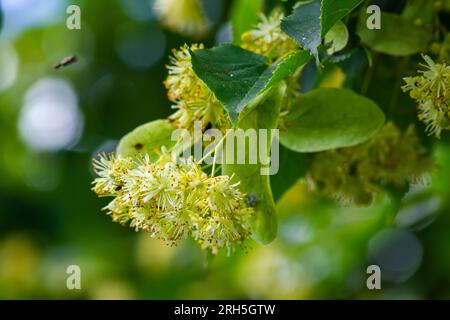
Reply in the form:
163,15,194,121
18,78,84,152
0,40,19,92
368,228,423,283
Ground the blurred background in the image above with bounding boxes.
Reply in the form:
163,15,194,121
1,0,450,299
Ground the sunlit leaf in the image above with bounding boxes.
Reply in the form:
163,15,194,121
357,12,432,56
324,20,349,55
280,88,385,153
117,119,176,161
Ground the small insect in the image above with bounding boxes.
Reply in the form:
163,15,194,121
203,122,212,132
246,193,260,208
53,55,77,70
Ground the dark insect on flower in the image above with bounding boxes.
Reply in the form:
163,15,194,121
134,143,144,150
53,55,77,70
246,193,260,208
203,122,212,132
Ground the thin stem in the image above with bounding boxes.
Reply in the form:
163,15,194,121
211,131,230,177
211,148,218,177
199,130,231,177
199,133,226,163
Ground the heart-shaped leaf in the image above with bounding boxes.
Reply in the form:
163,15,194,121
191,44,312,123
357,12,432,56
324,20,349,55
280,88,385,153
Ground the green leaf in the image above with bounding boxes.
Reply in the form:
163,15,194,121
117,119,176,161
191,44,267,122
280,88,385,153
270,145,313,202
237,50,312,119
357,12,432,56
281,0,322,61
281,0,364,61
222,86,284,244
252,50,312,98
321,0,364,35
324,20,349,55
191,44,311,123
230,0,264,44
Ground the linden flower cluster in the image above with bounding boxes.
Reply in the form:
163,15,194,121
307,123,432,205
165,44,228,130
92,152,253,254
153,0,210,37
402,55,450,138
241,10,298,61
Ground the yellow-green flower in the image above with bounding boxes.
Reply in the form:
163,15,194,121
193,213,252,255
92,153,133,196
164,44,228,130
241,9,298,61
205,176,242,214
402,55,450,138
92,152,253,254
153,0,210,37
103,196,133,225
307,122,432,205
